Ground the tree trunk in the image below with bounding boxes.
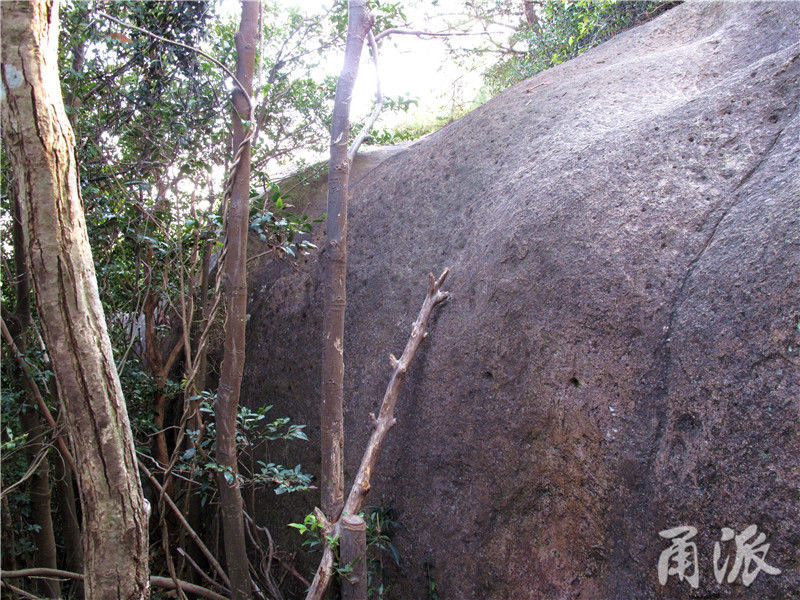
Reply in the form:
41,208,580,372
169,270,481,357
52,455,84,598
0,2,149,599
340,514,367,600
320,0,374,520
524,0,541,32
214,1,259,599
19,411,60,598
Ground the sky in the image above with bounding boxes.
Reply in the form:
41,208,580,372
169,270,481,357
218,0,510,134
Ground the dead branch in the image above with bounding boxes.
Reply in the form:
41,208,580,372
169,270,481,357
1,569,227,600
374,28,491,42
176,548,231,596
304,268,450,600
138,461,232,588
1,580,45,600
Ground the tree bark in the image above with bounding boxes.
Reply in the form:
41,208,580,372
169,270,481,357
321,0,374,521
214,1,259,599
340,514,367,600
524,0,541,32
0,2,149,599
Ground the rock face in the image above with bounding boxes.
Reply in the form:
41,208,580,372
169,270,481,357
243,3,800,598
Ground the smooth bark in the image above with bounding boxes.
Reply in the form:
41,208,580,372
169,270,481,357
340,514,367,600
0,1,149,598
321,0,375,521
214,1,259,599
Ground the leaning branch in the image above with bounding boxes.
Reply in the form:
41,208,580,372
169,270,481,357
95,10,253,204
304,268,450,600
343,268,449,515
374,28,491,42
96,11,249,106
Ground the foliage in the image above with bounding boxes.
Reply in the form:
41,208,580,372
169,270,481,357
249,183,323,258
478,0,675,94
177,397,312,497
289,505,401,598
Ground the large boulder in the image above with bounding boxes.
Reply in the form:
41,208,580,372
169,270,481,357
243,2,800,598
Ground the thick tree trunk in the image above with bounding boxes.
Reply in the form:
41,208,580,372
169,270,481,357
320,0,374,521
0,2,149,599
214,2,259,599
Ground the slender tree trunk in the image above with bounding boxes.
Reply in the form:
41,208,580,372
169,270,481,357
52,454,84,598
1,495,20,573
340,514,367,600
0,2,149,599
524,0,541,32
320,0,374,520
8,195,60,599
214,2,259,599
19,410,59,598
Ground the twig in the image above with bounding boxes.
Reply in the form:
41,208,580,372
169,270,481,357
304,268,450,600
0,580,45,600
95,9,254,220
96,11,249,106
374,28,491,42
1,440,54,499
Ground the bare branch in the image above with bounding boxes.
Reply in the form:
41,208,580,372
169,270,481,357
343,268,449,516
137,461,232,589
176,548,231,596
374,27,491,42
1,569,229,600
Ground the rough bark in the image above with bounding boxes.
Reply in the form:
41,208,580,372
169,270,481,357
321,0,375,521
0,2,149,599
214,1,259,599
